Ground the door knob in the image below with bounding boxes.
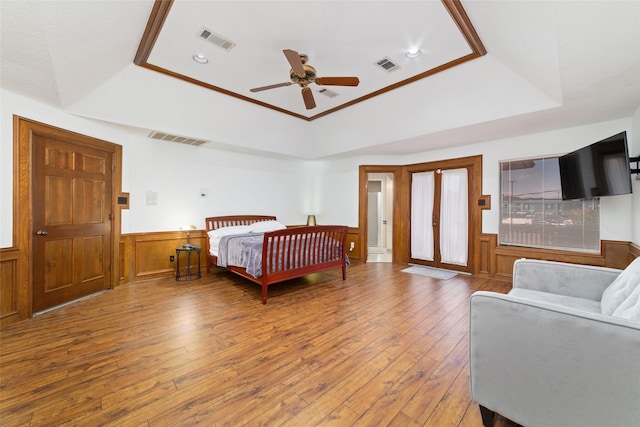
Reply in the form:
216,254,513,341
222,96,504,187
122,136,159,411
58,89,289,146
36,230,48,236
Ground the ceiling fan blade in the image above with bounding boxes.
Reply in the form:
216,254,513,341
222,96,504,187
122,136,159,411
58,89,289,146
301,87,316,110
315,76,360,87
250,82,293,93
283,49,305,78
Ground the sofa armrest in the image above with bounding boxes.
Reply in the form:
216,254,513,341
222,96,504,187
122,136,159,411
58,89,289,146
470,291,640,427
513,258,621,300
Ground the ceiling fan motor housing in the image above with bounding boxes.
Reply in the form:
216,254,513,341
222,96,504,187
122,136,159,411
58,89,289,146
290,64,317,86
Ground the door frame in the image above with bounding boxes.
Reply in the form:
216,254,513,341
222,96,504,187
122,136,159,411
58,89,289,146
359,166,402,263
359,155,484,273
14,116,122,319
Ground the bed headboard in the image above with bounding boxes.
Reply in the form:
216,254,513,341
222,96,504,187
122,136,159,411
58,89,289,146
205,215,277,231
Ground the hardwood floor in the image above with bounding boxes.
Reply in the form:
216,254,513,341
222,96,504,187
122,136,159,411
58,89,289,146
1,262,521,426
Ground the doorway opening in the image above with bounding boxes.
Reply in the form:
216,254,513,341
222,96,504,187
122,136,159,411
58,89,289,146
367,173,394,262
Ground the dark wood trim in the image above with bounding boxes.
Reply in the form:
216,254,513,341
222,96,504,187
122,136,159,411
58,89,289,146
310,53,483,121
134,0,487,121
442,0,487,55
133,0,174,65
477,194,491,210
137,62,311,121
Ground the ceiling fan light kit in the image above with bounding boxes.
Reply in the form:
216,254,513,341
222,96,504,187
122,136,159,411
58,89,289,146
250,49,360,110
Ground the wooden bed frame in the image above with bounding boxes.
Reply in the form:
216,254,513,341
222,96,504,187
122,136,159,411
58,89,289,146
205,215,348,304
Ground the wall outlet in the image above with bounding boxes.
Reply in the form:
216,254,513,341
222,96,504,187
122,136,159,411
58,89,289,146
350,242,355,251
169,255,175,262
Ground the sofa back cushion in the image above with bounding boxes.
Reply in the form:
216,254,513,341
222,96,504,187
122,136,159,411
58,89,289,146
601,257,640,319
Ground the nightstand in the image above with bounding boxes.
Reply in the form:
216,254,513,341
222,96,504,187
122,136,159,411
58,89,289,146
176,246,201,281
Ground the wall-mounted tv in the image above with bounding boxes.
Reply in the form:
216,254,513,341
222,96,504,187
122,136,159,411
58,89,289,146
559,131,632,200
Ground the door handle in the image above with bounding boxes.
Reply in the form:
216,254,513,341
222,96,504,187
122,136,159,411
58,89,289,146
36,230,48,236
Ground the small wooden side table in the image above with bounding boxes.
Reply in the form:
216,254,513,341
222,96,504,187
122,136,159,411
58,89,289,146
176,246,201,281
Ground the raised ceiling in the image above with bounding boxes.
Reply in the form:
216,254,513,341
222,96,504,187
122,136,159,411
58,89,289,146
135,0,485,120
1,1,639,160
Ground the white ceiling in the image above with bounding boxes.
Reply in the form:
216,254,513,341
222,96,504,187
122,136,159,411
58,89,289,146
1,1,639,160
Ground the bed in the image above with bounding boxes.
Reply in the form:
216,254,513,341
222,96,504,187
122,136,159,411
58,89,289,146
205,215,348,304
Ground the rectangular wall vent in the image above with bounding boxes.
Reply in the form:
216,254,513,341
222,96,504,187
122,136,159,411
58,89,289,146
198,27,235,51
318,88,339,98
375,57,400,72
148,131,208,146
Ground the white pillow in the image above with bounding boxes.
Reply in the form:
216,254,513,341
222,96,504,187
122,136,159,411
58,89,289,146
601,256,640,317
207,225,252,239
612,282,640,321
249,220,287,233
207,225,252,249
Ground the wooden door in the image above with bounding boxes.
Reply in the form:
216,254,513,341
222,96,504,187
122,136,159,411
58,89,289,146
32,134,113,312
410,166,473,274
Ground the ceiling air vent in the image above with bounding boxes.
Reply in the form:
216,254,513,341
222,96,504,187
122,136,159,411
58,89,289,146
375,57,400,72
198,27,235,51
148,131,208,147
318,88,339,98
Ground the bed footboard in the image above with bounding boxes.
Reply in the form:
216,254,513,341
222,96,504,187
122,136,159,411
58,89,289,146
260,225,348,303
204,215,348,303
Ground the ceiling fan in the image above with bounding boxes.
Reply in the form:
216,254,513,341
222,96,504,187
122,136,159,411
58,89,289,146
250,49,360,110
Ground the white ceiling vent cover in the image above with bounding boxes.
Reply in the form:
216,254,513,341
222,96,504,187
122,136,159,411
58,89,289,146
318,88,339,98
198,27,235,51
375,57,400,72
148,131,208,146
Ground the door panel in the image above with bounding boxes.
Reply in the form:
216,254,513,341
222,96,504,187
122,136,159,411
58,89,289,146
411,167,471,273
33,135,112,312
44,239,73,291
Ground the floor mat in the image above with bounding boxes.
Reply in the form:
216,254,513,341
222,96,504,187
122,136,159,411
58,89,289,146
401,265,458,280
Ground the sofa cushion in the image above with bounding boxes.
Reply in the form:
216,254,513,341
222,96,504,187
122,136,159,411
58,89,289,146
611,280,640,321
508,288,601,314
600,257,640,317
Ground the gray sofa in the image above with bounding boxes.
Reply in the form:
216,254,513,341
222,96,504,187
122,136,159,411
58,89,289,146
470,257,640,427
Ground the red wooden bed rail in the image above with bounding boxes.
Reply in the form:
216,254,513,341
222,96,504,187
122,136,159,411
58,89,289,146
205,216,348,304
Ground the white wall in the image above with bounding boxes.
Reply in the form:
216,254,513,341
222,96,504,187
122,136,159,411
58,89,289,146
2,88,638,248
314,118,637,243
630,106,640,245
0,89,308,247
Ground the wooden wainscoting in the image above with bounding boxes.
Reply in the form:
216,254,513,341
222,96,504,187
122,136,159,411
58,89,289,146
475,234,497,278
485,237,635,281
0,248,26,327
120,230,207,285
346,227,361,261
631,243,640,262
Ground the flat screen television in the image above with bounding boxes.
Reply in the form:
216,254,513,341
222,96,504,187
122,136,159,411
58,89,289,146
559,131,632,200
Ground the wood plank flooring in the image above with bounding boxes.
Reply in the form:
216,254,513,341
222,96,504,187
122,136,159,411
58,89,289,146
1,262,521,426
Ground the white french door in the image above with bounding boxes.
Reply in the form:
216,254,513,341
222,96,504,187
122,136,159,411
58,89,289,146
410,167,469,270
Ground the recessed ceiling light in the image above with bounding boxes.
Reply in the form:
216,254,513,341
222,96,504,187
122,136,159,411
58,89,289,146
192,54,209,64
406,49,422,59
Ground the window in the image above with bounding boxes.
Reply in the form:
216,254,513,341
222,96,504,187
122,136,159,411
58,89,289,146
499,157,600,252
